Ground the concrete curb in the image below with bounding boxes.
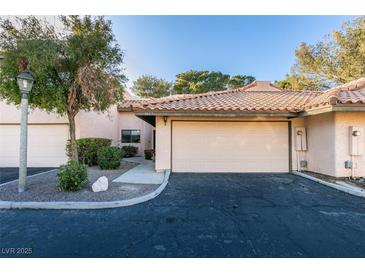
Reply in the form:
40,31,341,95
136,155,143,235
293,171,365,198
0,170,171,210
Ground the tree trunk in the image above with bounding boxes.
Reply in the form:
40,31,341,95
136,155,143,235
67,112,78,162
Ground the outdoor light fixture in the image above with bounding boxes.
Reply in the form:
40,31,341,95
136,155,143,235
16,70,34,193
163,116,168,125
16,70,34,94
297,130,303,136
352,130,361,137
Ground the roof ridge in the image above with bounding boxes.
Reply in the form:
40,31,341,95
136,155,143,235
325,77,365,94
304,77,365,109
238,80,284,92
141,88,238,106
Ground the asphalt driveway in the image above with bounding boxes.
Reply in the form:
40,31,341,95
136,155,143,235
1,173,365,257
0,167,55,184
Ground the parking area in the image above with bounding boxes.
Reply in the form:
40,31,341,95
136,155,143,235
1,173,365,257
0,167,55,184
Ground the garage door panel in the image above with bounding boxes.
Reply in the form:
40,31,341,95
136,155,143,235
172,121,289,173
0,125,68,167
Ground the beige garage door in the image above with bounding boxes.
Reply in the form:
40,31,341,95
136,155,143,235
0,124,69,167
172,121,289,173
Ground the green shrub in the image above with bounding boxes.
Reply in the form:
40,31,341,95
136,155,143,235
66,138,112,166
57,161,88,192
121,145,138,158
144,149,154,160
97,146,123,170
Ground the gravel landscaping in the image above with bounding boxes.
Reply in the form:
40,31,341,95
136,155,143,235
0,161,159,202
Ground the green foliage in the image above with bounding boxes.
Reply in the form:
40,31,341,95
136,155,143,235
173,70,255,94
0,16,126,161
66,138,112,166
144,149,154,160
228,75,255,89
97,146,123,170
0,15,125,113
122,145,138,158
279,16,365,90
275,73,322,91
174,70,230,94
132,75,172,98
57,161,88,192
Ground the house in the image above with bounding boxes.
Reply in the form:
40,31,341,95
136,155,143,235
123,79,365,178
0,90,154,167
1,78,365,179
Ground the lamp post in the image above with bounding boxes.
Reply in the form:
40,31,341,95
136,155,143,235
16,70,34,192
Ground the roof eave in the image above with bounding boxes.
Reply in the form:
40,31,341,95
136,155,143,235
134,110,297,118
299,103,365,117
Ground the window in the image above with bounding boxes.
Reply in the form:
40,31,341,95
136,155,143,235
121,130,141,143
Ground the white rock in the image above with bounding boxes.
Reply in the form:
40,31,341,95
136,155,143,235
92,176,109,192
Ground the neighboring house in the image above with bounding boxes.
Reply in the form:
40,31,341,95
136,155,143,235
127,79,365,178
0,91,154,167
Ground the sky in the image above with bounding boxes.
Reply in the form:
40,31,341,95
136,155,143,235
110,16,354,86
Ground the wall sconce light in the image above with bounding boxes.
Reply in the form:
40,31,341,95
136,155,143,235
352,130,361,137
297,130,303,136
163,116,168,125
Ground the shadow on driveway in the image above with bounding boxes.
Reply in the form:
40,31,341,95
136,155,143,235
0,167,55,184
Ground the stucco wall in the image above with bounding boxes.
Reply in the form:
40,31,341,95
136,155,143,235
334,112,365,177
292,112,365,178
303,112,336,176
76,106,120,144
118,112,154,156
291,117,305,172
0,101,68,124
1,101,154,166
76,109,154,155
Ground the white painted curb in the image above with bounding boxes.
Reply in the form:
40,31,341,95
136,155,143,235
293,171,365,198
0,170,171,210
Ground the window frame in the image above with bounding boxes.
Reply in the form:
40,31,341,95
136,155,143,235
121,129,141,144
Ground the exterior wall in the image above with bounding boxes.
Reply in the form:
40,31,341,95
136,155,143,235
118,112,154,156
0,100,154,166
291,117,305,172
293,112,365,178
334,112,365,177
155,116,290,172
76,106,120,144
303,112,336,176
0,101,68,124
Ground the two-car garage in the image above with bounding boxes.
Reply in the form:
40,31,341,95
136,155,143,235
171,121,290,173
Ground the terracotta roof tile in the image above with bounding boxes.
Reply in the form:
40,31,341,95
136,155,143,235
133,81,319,113
118,78,365,114
305,78,365,109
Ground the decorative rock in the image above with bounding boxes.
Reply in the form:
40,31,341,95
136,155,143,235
92,176,109,192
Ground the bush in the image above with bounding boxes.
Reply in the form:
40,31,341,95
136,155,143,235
121,145,138,158
144,149,154,160
57,161,88,192
66,138,112,166
97,146,123,170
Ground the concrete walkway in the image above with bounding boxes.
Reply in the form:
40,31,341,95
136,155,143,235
113,158,164,185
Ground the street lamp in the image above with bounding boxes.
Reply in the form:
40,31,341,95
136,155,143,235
16,70,34,192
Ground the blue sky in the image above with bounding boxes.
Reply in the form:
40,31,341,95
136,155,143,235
109,16,354,86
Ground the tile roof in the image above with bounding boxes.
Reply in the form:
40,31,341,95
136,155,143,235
305,78,365,109
127,81,319,113
118,78,365,114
